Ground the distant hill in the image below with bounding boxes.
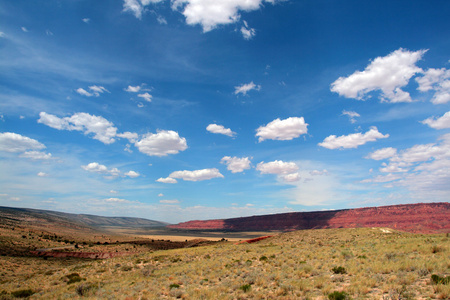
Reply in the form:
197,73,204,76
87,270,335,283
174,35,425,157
168,202,450,234
0,206,168,232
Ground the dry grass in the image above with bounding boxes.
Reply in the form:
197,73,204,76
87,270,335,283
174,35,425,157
0,226,449,299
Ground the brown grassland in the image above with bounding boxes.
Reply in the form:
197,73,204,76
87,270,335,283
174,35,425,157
1,221,449,299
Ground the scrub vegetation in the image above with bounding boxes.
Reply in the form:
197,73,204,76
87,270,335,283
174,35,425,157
1,224,449,299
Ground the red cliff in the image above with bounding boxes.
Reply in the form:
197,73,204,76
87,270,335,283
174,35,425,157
168,202,450,233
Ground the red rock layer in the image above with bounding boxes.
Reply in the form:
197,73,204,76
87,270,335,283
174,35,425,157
168,202,450,233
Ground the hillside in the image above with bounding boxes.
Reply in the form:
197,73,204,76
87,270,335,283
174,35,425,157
0,206,168,232
168,202,450,233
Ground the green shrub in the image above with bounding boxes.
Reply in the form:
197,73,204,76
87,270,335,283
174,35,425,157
169,283,180,289
76,283,97,296
328,291,350,300
64,273,84,284
240,284,251,292
11,289,34,298
259,255,268,261
431,274,450,285
332,266,347,274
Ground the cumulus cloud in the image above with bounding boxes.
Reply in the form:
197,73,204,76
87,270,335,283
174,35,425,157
156,177,178,184
116,132,139,143
416,68,450,104
234,81,261,95
82,162,121,178
319,127,389,149
82,18,90,23
206,124,236,137
38,112,119,144
20,151,53,160
172,0,276,32
421,111,450,129
105,197,131,203
169,168,224,181
366,147,397,160
76,85,108,97
37,172,48,177
135,130,187,156
342,110,360,124
256,160,299,175
241,20,255,40
256,117,308,142
0,132,46,153
124,170,140,178
221,156,252,173
310,169,328,176
257,160,300,184
362,133,450,200
331,48,426,103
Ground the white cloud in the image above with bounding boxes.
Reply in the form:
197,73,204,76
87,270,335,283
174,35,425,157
0,32,5,38
0,132,46,153
123,0,164,19
241,20,255,40
256,160,299,175
319,127,389,149
124,170,140,178
361,173,402,183
156,177,178,184
81,162,121,178
220,156,252,173
157,15,168,25
76,85,108,97
105,197,131,203
110,190,119,194
342,110,360,123
117,131,139,143
76,88,93,97
206,124,236,137
331,48,426,103
20,151,52,160
169,168,224,182
234,81,261,95
416,68,450,104
280,172,301,182
21,27,28,32
379,162,409,173
421,111,450,129
172,0,275,32
158,193,164,197
124,84,151,93
159,199,180,204
38,112,119,144
256,117,308,142
310,169,328,176
37,172,48,177
137,92,152,102
366,147,397,160
82,18,90,23
46,30,53,36
135,130,188,157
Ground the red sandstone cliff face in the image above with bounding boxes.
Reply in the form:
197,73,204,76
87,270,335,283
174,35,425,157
168,202,450,233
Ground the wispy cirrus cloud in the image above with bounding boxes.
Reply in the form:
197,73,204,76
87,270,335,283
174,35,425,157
234,81,261,95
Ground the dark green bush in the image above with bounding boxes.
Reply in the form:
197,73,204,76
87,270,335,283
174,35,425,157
259,256,268,261
328,291,351,300
240,284,251,292
65,273,84,284
431,274,450,285
332,266,347,274
169,283,180,289
11,289,34,298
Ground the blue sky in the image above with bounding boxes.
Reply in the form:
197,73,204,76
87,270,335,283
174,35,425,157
1,0,450,223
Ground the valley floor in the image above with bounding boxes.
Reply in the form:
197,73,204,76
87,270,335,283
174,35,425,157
1,227,450,299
